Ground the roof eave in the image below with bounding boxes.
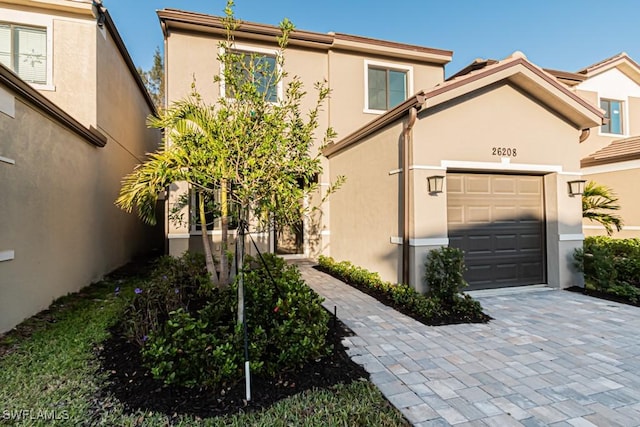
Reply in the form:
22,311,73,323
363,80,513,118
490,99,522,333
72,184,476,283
158,9,453,63
158,9,334,49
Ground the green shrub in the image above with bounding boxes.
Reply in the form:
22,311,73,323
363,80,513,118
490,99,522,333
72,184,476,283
122,252,212,346
318,253,487,325
142,307,241,388
127,252,330,389
425,247,468,304
239,253,330,376
575,237,640,292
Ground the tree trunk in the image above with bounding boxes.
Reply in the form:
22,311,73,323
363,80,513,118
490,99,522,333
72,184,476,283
219,179,229,285
236,209,246,325
199,190,220,286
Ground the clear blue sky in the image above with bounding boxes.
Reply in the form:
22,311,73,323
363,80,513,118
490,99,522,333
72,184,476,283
105,0,640,77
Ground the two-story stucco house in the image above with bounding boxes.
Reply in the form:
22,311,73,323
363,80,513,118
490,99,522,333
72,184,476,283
158,9,452,261
0,0,161,333
159,8,606,293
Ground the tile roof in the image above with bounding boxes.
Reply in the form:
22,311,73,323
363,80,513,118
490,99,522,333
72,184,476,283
581,135,640,167
577,52,627,74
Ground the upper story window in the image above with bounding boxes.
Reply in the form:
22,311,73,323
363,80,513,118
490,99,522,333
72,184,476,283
364,60,413,113
221,45,281,103
600,98,624,135
0,23,47,84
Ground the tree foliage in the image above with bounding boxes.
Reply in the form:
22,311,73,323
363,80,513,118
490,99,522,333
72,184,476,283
117,1,343,286
582,180,623,236
137,46,165,111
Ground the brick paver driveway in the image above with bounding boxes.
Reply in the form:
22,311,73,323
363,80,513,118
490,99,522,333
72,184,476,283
299,264,640,426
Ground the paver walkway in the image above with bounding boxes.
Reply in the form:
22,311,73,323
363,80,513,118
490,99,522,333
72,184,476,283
298,263,640,426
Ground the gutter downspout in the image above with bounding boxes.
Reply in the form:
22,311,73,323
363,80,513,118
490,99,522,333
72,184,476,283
402,106,418,286
579,128,590,143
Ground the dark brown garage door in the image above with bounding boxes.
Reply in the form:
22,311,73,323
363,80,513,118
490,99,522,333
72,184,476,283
447,173,545,290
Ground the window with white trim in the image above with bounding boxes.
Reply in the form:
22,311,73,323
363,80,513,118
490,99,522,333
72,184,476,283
0,23,47,84
600,98,624,135
221,46,282,103
365,61,412,112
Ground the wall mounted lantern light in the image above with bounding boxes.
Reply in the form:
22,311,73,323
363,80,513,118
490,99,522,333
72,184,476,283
567,179,586,197
427,175,445,194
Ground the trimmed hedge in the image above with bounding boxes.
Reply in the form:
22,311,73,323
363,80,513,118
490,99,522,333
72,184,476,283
318,248,489,325
574,236,640,303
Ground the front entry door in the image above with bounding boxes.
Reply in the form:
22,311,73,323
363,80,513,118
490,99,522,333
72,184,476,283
275,222,304,255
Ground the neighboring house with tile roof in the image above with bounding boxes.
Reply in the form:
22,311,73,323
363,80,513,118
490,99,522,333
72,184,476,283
571,53,640,238
0,0,161,333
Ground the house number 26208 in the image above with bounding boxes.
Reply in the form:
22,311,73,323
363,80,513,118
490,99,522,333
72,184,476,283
492,147,517,157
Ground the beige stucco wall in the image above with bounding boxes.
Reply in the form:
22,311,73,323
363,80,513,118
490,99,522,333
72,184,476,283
327,50,444,138
583,167,640,238
413,84,581,170
45,18,97,127
328,121,404,283
0,89,156,333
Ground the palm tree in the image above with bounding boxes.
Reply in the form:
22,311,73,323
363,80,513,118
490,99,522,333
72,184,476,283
582,181,623,235
116,92,234,287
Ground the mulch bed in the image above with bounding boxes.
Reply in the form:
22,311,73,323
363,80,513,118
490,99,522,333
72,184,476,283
565,286,640,307
93,314,369,419
314,266,491,326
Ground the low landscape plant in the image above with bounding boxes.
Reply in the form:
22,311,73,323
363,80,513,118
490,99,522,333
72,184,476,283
575,236,640,302
124,252,330,389
318,247,488,325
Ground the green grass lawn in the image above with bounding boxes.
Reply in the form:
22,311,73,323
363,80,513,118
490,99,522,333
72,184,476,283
0,265,408,426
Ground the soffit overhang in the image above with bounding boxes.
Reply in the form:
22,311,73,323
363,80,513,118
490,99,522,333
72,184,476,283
158,9,452,64
0,0,93,15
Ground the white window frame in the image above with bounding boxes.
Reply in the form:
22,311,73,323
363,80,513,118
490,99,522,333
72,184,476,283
363,59,413,114
598,96,628,137
219,43,283,103
0,8,54,91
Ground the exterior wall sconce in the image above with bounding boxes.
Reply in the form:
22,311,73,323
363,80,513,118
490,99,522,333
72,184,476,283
427,175,445,194
568,179,586,197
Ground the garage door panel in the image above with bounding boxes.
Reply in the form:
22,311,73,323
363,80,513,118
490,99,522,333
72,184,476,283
518,178,543,194
447,175,464,193
466,176,491,194
447,206,464,224
495,264,518,280
521,262,543,279
447,173,545,290
467,235,492,254
494,206,518,222
493,177,517,194
468,206,491,223
495,234,517,251
521,233,542,250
